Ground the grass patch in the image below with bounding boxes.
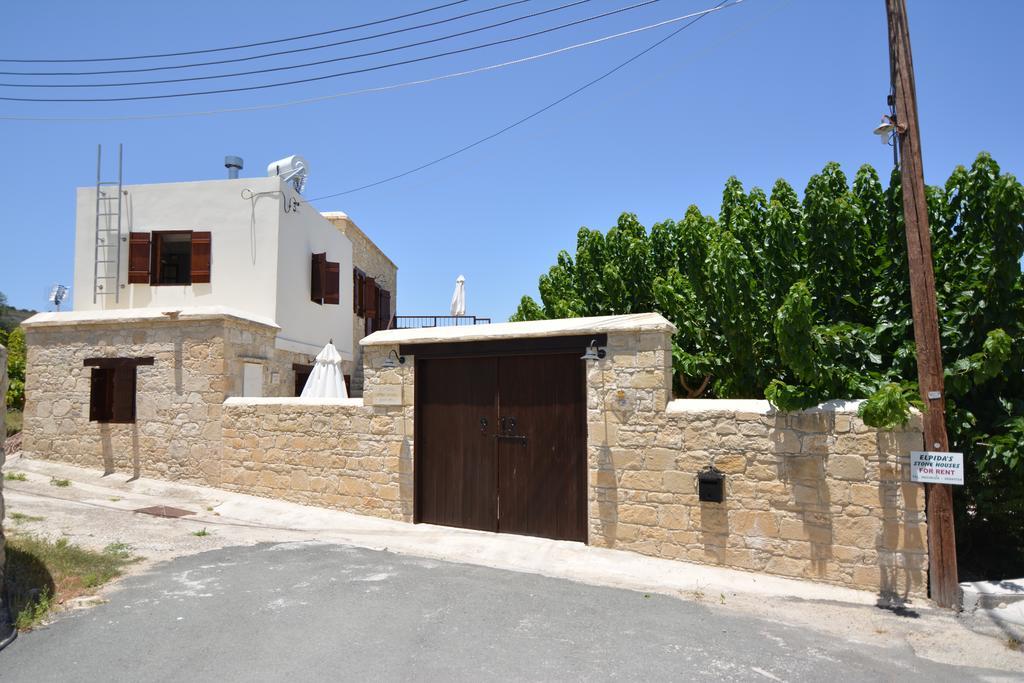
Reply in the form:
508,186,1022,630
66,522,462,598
1009,637,1021,651
4,471,27,481
9,512,44,523
4,534,139,630
191,528,211,537
109,497,122,503
49,478,71,488
5,408,21,438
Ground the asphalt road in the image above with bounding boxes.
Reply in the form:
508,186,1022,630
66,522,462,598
0,543,1010,681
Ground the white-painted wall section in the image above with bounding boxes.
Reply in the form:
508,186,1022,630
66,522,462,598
71,175,353,357
275,189,352,357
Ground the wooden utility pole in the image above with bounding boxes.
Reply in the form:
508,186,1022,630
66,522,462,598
885,0,958,608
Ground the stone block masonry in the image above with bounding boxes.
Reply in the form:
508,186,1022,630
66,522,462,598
21,311,308,486
219,345,414,520
23,312,928,599
585,328,927,598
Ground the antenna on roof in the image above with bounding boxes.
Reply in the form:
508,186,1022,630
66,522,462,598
49,284,69,311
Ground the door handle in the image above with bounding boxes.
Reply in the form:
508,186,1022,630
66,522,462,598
480,417,488,434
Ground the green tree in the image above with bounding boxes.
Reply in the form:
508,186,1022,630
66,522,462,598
511,153,1024,578
5,325,25,411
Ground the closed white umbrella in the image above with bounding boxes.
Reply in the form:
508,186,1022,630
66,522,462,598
300,340,348,399
450,275,466,317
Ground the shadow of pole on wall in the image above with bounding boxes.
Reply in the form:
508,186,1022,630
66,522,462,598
594,445,619,546
772,411,834,580
129,424,141,482
876,431,925,608
100,423,114,476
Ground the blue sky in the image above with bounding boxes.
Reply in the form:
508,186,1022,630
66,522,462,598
1,0,1021,319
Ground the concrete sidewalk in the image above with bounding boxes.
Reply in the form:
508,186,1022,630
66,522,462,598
3,452,881,605
2,453,1023,673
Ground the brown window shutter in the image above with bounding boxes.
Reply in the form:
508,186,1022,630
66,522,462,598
128,232,151,284
379,289,391,329
324,260,340,304
310,252,326,304
352,269,358,314
357,272,365,316
111,365,137,423
190,231,212,283
363,277,377,319
89,368,114,422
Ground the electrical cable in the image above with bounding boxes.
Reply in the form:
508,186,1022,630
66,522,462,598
307,0,738,201
0,0,474,64
0,2,738,122
1,0,538,77
0,0,665,102
2,0,596,88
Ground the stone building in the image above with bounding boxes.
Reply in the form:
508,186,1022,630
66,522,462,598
322,212,397,395
21,155,395,483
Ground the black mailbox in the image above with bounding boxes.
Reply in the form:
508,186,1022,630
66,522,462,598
697,466,725,503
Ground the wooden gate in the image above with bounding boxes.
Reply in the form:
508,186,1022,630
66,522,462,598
414,342,588,543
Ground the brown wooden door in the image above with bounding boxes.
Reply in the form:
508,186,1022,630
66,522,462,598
416,357,498,532
496,354,587,542
415,351,587,543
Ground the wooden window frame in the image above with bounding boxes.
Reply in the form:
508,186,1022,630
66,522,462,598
311,252,340,305
150,230,193,287
85,357,154,424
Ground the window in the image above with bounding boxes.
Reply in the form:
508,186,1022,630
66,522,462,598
310,252,340,305
128,231,211,285
86,357,153,423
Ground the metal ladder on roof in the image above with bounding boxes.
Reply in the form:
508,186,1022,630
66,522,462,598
93,143,124,304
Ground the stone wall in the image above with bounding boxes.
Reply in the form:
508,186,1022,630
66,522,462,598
21,312,301,485
219,345,414,519
587,330,926,598
23,312,928,598
322,212,398,395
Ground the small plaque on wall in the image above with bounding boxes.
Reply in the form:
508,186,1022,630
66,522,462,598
371,385,403,406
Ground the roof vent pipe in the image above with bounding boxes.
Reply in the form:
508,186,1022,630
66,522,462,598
224,155,243,179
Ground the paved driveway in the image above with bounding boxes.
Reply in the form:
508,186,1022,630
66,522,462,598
1,543,1010,681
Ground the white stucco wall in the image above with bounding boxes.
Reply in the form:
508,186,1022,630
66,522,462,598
274,187,353,358
71,175,352,357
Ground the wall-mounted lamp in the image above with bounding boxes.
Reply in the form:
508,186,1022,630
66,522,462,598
382,349,406,368
580,339,606,361
873,115,896,144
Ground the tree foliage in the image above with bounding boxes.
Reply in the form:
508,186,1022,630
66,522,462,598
512,153,1024,578
4,325,25,411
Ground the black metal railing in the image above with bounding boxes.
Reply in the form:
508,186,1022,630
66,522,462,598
389,315,492,329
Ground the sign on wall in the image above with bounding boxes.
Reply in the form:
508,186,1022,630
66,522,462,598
910,451,964,485
371,385,403,406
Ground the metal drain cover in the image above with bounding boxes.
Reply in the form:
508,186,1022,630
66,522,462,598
134,505,194,518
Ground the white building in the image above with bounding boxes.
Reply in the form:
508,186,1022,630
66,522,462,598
72,173,353,361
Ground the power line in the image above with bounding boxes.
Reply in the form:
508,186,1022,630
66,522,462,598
308,0,740,201
0,0,473,64
1,0,537,77
0,3,741,123
2,0,595,88
0,0,668,102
